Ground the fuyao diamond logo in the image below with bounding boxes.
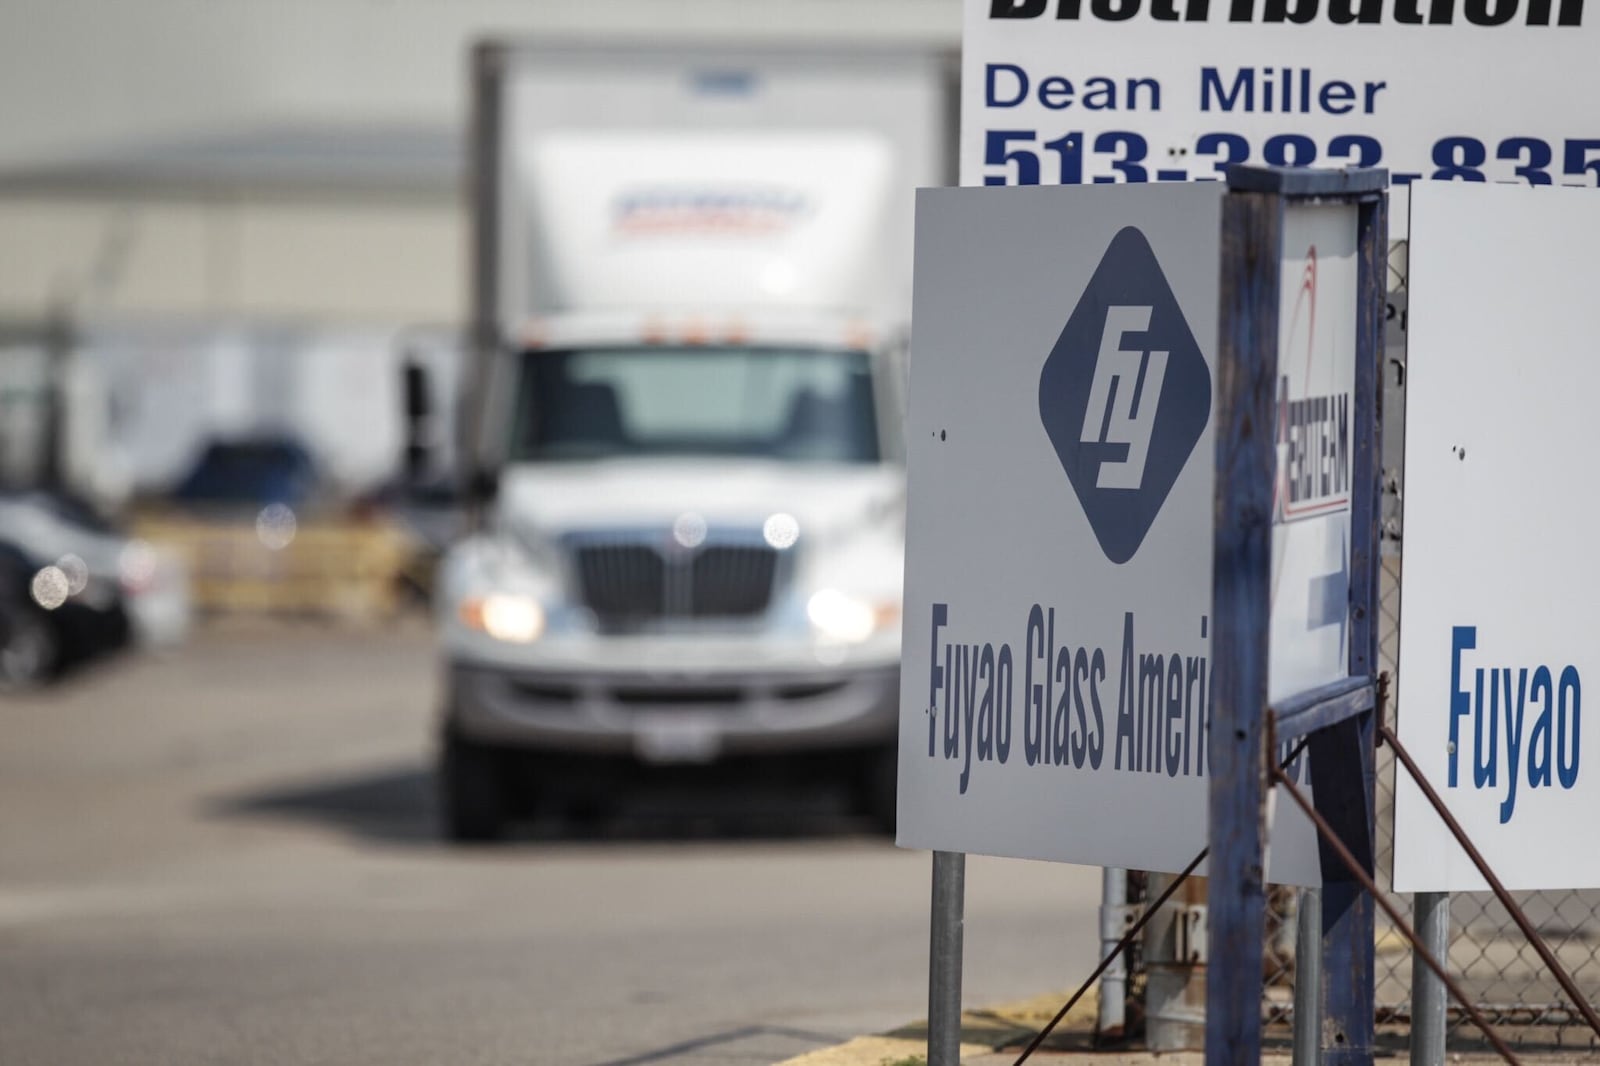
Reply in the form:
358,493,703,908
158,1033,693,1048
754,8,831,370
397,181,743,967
1038,226,1211,565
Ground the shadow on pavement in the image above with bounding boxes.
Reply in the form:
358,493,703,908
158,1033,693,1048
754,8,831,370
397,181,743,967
207,760,887,848
586,1024,842,1066
208,764,439,844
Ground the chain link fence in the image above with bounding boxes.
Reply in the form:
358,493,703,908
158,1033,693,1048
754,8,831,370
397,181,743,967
1253,243,1600,1050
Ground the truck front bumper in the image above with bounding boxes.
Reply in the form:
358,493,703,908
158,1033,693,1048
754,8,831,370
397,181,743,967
446,660,899,764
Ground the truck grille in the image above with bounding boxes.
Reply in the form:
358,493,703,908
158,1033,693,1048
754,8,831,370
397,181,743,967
571,535,781,628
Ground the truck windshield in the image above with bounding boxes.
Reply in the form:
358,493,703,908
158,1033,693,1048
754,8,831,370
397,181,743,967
511,346,880,463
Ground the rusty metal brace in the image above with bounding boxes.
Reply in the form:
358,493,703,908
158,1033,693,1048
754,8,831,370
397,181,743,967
1265,702,1523,1066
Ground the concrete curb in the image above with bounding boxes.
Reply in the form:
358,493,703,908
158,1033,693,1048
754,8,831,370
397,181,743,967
774,989,1101,1066
775,987,1600,1065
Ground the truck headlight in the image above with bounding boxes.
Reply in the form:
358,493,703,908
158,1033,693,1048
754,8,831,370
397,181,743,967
459,594,546,643
807,589,900,644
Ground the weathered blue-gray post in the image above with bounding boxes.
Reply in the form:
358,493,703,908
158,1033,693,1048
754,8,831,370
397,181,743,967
1207,174,1282,1065
1317,168,1387,1066
1207,165,1388,1066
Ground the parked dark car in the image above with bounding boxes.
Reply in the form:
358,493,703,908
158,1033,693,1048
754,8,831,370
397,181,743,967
0,491,188,690
172,438,321,508
0,539,129,689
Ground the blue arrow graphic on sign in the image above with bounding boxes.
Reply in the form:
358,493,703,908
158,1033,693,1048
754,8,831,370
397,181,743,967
1305,527,1349,650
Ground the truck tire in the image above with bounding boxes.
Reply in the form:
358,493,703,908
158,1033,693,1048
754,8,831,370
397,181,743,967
0,600,58,691
439,730,510,843
857,746,897,835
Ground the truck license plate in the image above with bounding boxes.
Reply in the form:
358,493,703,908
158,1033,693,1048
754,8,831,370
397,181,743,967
634,717,720,765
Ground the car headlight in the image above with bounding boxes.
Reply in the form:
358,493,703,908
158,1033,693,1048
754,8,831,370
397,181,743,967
459,594,546,644
806,589,900,644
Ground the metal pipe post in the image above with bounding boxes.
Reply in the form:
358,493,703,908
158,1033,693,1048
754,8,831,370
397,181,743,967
1411,891,1450,1066
1145,872,1208,1051
1293,886,1323,1066
929,850,966,1066
1098,867,1128,1039
41,315,69,491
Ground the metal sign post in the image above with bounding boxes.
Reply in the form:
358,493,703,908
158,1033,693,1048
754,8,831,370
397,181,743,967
928,850,966,1066
1207,165,1388,1066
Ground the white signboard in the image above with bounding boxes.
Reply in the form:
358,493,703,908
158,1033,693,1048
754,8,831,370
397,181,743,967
1270,203,1359,702
963,0,1600,224
897,183,1321,883
1394,182,1600,892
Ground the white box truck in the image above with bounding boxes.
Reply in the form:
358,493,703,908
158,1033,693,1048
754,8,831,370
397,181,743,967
434,39,956,840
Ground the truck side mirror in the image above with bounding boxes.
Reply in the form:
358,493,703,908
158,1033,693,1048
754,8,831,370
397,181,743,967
402,360,435,486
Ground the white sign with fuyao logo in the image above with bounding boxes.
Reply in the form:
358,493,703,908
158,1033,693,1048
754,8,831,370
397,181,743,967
1394,182,1600,892
897,182,1321,882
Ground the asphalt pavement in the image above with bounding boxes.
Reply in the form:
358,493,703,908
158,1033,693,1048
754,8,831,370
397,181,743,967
0,622,1105,1066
